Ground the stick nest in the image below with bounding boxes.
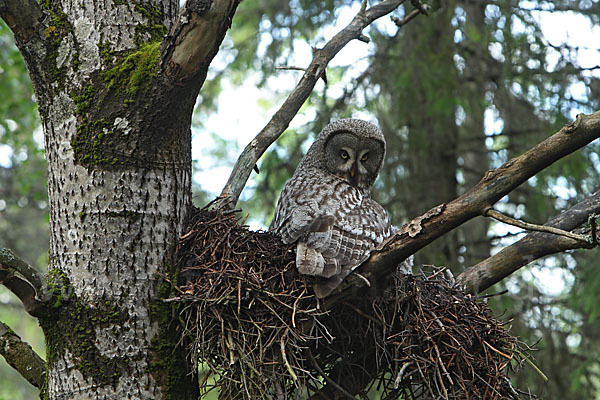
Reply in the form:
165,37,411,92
173,206,533,399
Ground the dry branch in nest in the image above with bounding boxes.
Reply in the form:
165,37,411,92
173,206,534,399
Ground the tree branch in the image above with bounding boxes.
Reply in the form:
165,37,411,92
217,0,416,209
0,0,43,43
332,111,600,297
160,0,241,83
484,208,591,244
0,320,45,389
0,248,47,317
457,191,600,294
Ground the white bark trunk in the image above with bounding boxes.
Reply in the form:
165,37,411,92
3,0,239,395
34,0,189,398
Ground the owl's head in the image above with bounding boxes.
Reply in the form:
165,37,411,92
317,119,386,189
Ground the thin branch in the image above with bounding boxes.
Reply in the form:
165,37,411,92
0,0,43,43
485,208,591,244
391,0,430,27
0,248,47,317
307,349,355,400
0,320,45,389
329,111,600,300
217,0,420,209
457,191,600,294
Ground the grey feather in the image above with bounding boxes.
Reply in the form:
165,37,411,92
270,118,394,298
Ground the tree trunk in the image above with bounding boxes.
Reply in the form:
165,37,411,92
457,1,491,268
32,1,193,397
1,0,237,397
398,1,461,268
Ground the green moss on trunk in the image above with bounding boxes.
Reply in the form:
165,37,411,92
39,269,132,396
149,274,199,399
70,40,161,168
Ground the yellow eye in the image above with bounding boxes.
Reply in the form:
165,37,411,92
340,150,349,159
361,152,368,161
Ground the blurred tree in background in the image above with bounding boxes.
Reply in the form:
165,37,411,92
1,0,599,398
0,20,47,400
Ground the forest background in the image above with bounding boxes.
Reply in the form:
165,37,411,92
1,0,599,398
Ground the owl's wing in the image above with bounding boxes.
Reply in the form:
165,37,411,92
315,198,390,261
313,198,392,297
270,175,336,244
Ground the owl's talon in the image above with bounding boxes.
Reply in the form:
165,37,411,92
353,272,371,287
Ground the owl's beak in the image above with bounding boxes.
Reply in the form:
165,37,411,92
350,166,356,178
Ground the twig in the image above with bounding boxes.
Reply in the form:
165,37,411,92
217,0,421,209
458,189,600,294
307,349,356,399
280,328,298,382
410,0,430,15
478,289,509,299
275,66,307,72
0,320,46,389
485,208,591,244
342,301,381,325
394,361,413,388
514,348,548,382
590,213,598,246
391,7,422,27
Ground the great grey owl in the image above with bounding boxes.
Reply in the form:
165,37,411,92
269,119,393,298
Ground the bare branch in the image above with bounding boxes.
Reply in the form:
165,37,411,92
0,248,47,317
160,0,241,82
0,0,43,43
217,0,416,209
457,191,600,294
0,320,45,389
484,208,591,244
392,0,430,27
331,111,600,297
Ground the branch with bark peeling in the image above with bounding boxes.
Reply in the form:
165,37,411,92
217,0,421,209
0,320,45,389
328,111,600,299
0,248,47,316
